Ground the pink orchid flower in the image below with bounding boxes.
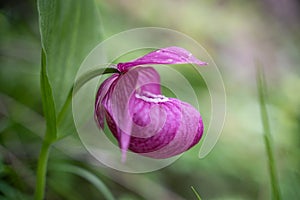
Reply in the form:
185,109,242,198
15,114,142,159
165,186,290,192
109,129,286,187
95,47,207,161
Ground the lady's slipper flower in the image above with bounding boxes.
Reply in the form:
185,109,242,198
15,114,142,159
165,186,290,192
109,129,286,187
95,47,207,161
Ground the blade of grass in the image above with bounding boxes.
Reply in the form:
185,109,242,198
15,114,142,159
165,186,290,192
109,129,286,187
191,186,202,200
256,65,281,200
53,164,116,200
0,181,31,200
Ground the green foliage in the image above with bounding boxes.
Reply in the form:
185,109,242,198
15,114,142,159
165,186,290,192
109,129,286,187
257,65,281,200
37,0,102,113
40,49,57,142
53,164,116,200
37,0,103,139
0,181,31,200
35,0,104,199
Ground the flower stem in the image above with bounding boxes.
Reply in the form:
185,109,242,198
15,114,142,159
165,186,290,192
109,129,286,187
257,66,281,200
34,140,51,200
57,67,119,125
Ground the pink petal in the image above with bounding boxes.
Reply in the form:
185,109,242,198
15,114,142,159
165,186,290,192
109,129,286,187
105,67,203,159
128,98,182,153
117,46,207,71
139,100,203,158
105,67,161,160
94,74,119,128
105,94,203,159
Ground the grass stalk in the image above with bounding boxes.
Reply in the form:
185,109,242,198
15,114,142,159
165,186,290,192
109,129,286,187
257,65,281,200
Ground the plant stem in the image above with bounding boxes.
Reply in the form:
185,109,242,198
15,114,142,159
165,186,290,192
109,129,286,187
34,140,51,200
191,186,202,200
34,67,118,198
57,67,119,126
257,66,281,200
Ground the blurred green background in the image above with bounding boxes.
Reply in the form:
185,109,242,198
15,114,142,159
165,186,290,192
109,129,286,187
1,0,300,199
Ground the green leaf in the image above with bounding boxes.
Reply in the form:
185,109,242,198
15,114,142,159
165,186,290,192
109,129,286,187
40,50,57,141
37,0,102,137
